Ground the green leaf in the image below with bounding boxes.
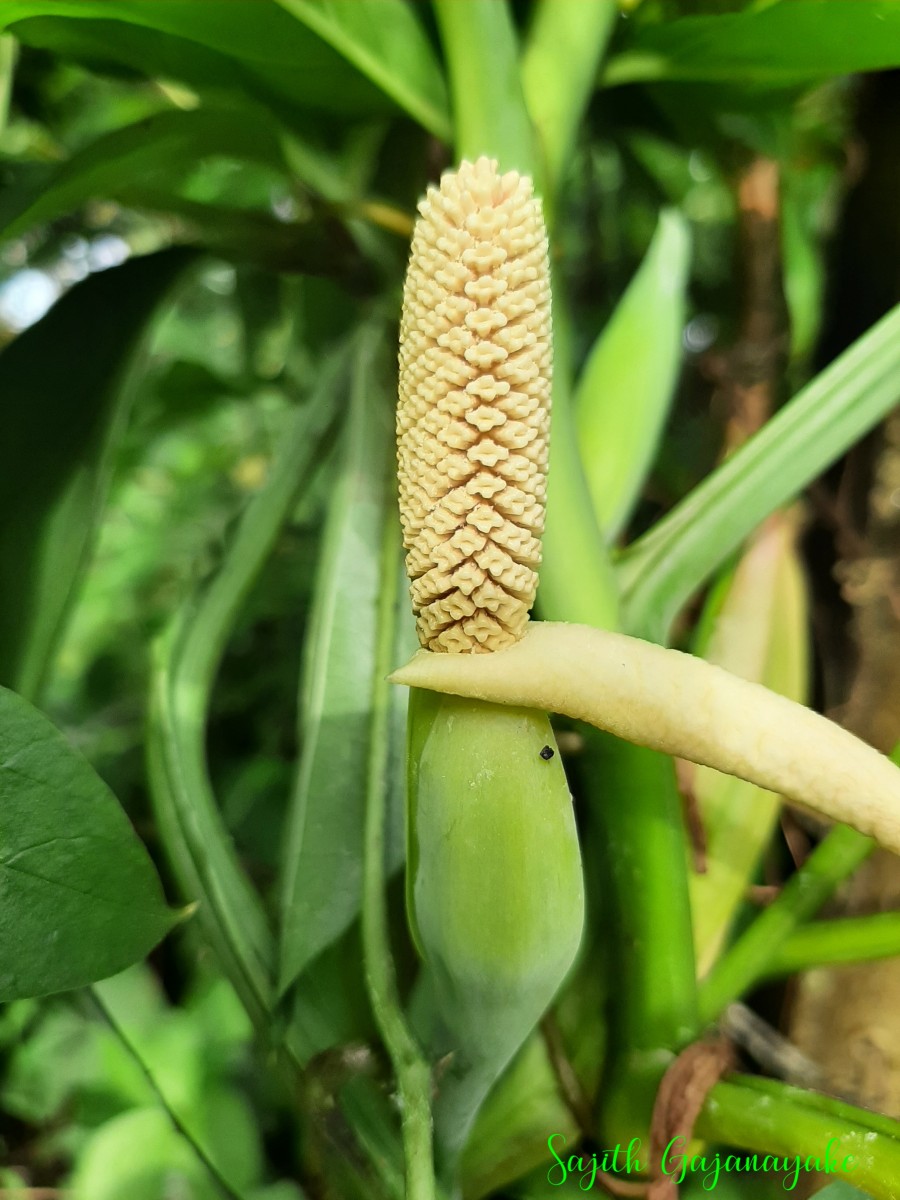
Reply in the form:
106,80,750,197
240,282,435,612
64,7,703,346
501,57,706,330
574,208,690,542
275,0,450,140
70,1107,219,1200
279,325,405,993
603,1,900,88
117,189,369,283
617,299,900,643
0,248,195,698
0,106,287,243
0,34,13,138
0,103,368,281
147,356,343,1030
0,685,173,1001
0,0,399,119
92,974,261,1200
521,0,618,201
812,1184,875,1199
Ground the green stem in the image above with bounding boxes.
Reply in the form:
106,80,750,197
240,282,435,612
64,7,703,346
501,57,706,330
539,282,620,631
761,910,900,979
699,824,874,1024
433,0,536,176
584,735,698,1141
698,1076,900,1199
362,516,438,1200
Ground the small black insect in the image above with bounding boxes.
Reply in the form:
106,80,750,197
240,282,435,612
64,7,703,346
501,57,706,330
539,745,554,761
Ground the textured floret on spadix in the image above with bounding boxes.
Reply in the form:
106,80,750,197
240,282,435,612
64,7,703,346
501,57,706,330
397,156,552,653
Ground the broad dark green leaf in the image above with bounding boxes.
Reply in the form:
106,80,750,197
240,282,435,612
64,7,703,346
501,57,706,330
604,2,900,87
0,685,173,1001
275,0,450,139
0,248,195,699
0,107,287,243
279,326,405,994
0,1,403,120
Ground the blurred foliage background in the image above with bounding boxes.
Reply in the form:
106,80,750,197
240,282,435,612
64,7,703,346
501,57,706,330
5,1,900,1198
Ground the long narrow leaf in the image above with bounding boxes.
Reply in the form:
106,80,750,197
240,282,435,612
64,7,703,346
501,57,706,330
147,355,343,1029
603,1,900,87
575,208,690,542
521,0,618,201
0,0,396,120
689,514,808,976
617,300,900,643
0,107,287,243
433,0,535,174
275,0,450,140
279,325,401,994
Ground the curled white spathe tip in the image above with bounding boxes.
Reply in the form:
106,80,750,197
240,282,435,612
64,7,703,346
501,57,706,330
390,621,900,856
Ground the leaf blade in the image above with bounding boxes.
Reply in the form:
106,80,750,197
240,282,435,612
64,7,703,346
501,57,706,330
147,356,344,1029
604,1,900,88
0,0,397,117
275,0,451,140
575,208,690,542
279,326,402,993
0,686,172,1001
617,299,900,643
0,107,287,244
0,248,195,698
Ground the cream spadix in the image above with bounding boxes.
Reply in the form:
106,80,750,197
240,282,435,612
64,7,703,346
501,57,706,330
390,621,900,855
397,156,551,653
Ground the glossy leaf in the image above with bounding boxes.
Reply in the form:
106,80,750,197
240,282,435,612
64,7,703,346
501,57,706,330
275,0,450,139
0,248,195,699
618,299,900,643
279,326,401,993
0,107,287,243
575,208,690,542
0,686,173,1001
0,0,396,119
604,2,900,88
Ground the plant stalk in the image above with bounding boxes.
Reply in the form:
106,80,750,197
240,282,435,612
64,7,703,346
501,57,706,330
699,824,874,1023
362,516,438,1200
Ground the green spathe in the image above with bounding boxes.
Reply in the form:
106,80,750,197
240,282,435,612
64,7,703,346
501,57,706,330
408,689,584,1169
